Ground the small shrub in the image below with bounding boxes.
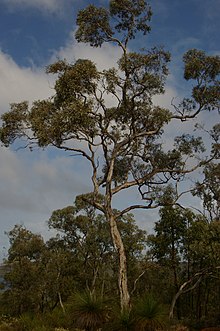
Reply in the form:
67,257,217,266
135,294,167,331
0,317,22,331
107,308,137,331
68,290,109,331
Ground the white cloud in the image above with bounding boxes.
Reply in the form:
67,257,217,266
0,146,92,259
0,38,124,258
0,47,88,258
0,38,123,116
49,33,124,109
1,0,63,14
0,40,114,259
0,51,54,114
172,37,201,55
51,32,122,71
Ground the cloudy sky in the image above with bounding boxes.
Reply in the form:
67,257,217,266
0,0,219,260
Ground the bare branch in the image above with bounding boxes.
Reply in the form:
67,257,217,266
131,270,146,296
116,203,157,219
169,267,220,319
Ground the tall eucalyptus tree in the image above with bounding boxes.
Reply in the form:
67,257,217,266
1,0,219,310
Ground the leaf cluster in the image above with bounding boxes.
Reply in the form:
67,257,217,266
76,0,152,47
183,49,220,110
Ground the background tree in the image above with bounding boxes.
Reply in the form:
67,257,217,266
1,205,148,318
147,204,195,319
148,203,220,323
2,225,75,315
184,216,220,322
48,198,148,297
0,0,219,311
2,225,46,315
193,161,220,221
48,204,114,294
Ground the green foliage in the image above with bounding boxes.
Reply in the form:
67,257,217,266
193,162,220,220
135,294,166,331
1,204,148,317
2,226,46,315
76,0,152,47
186,217,220,268
147,206,190,265
0,102,28,147
184,49,220,82
183,49,220,110
174,134,205,156
110,0,152,38
107,294,166,331
147,203,220,322
48,200,148,293
0,317,22,331
108,308,137,331
76,5,112,47
210,123,220,158
52,59,99,102
2,225,76,315
7,225,45,262
68,291,108,331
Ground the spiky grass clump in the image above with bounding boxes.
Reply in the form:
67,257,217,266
135,294,166,331
108,308,136,331
70,291,108,331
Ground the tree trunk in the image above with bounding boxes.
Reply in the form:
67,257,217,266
109,214,130,311
171,224,181,319
104,156,130,311
169,273,203,319
58,292,65,314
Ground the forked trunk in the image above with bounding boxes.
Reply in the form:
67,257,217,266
109,214,130,311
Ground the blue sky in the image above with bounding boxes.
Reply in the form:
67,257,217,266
0,1,219,67
0,0,219,260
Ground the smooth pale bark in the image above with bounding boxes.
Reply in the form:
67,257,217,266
169,273,203,319
109,213,130,311
102,153,131,311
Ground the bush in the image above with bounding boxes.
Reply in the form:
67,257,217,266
0,317,22,331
